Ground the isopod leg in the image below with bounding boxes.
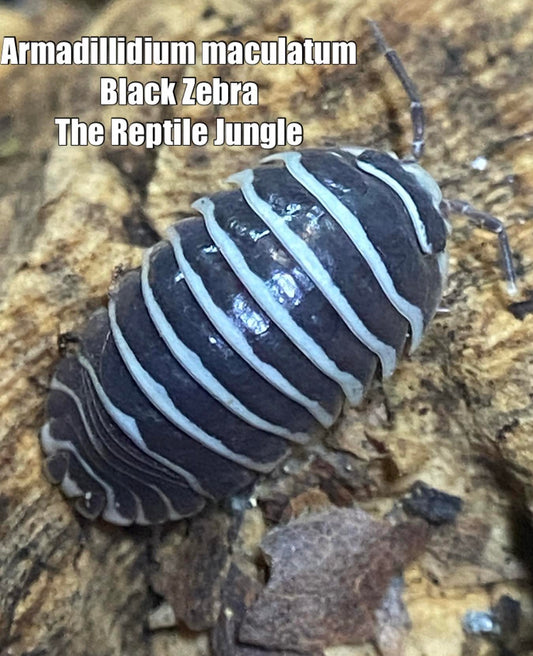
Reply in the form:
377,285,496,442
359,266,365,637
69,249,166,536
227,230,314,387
368,20,425,161
441,198,518,295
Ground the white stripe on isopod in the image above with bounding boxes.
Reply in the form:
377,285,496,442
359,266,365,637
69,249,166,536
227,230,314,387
77,353,212,499
344,152,434,255
54,377,186,523
228,166,401,372
195,195,365,404
141,247,310,444
263,151,425,353
41,416,135,526
167,224,336,428
109,298,284,474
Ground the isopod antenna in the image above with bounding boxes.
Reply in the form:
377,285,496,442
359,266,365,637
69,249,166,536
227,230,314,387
368,19,425,161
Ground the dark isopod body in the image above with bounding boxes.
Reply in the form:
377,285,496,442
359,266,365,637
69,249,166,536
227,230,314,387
40,23,517,525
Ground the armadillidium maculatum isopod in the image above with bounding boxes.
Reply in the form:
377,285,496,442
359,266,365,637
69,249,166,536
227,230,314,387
40,23,517,525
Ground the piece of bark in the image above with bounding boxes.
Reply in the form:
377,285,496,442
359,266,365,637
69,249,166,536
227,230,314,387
211,564,318,656
239,508,428,652
151,509,234,632
402,481,463,526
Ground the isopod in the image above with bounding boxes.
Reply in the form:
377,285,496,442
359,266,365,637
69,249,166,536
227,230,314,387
41,22,517,525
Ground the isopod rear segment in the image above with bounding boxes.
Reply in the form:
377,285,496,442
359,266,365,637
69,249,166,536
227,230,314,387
41,22,518,525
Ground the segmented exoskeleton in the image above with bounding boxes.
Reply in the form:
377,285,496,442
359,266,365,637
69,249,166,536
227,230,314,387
41,22,517,525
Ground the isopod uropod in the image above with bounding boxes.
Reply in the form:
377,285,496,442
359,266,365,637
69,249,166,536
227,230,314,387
41,22,517,525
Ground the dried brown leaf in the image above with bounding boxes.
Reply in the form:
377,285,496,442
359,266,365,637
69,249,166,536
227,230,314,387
239,507,428,652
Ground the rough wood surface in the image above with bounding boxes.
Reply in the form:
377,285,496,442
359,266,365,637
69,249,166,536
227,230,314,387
1,0,532,655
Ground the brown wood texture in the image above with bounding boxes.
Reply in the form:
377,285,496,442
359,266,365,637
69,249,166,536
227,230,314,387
1,0,532,654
